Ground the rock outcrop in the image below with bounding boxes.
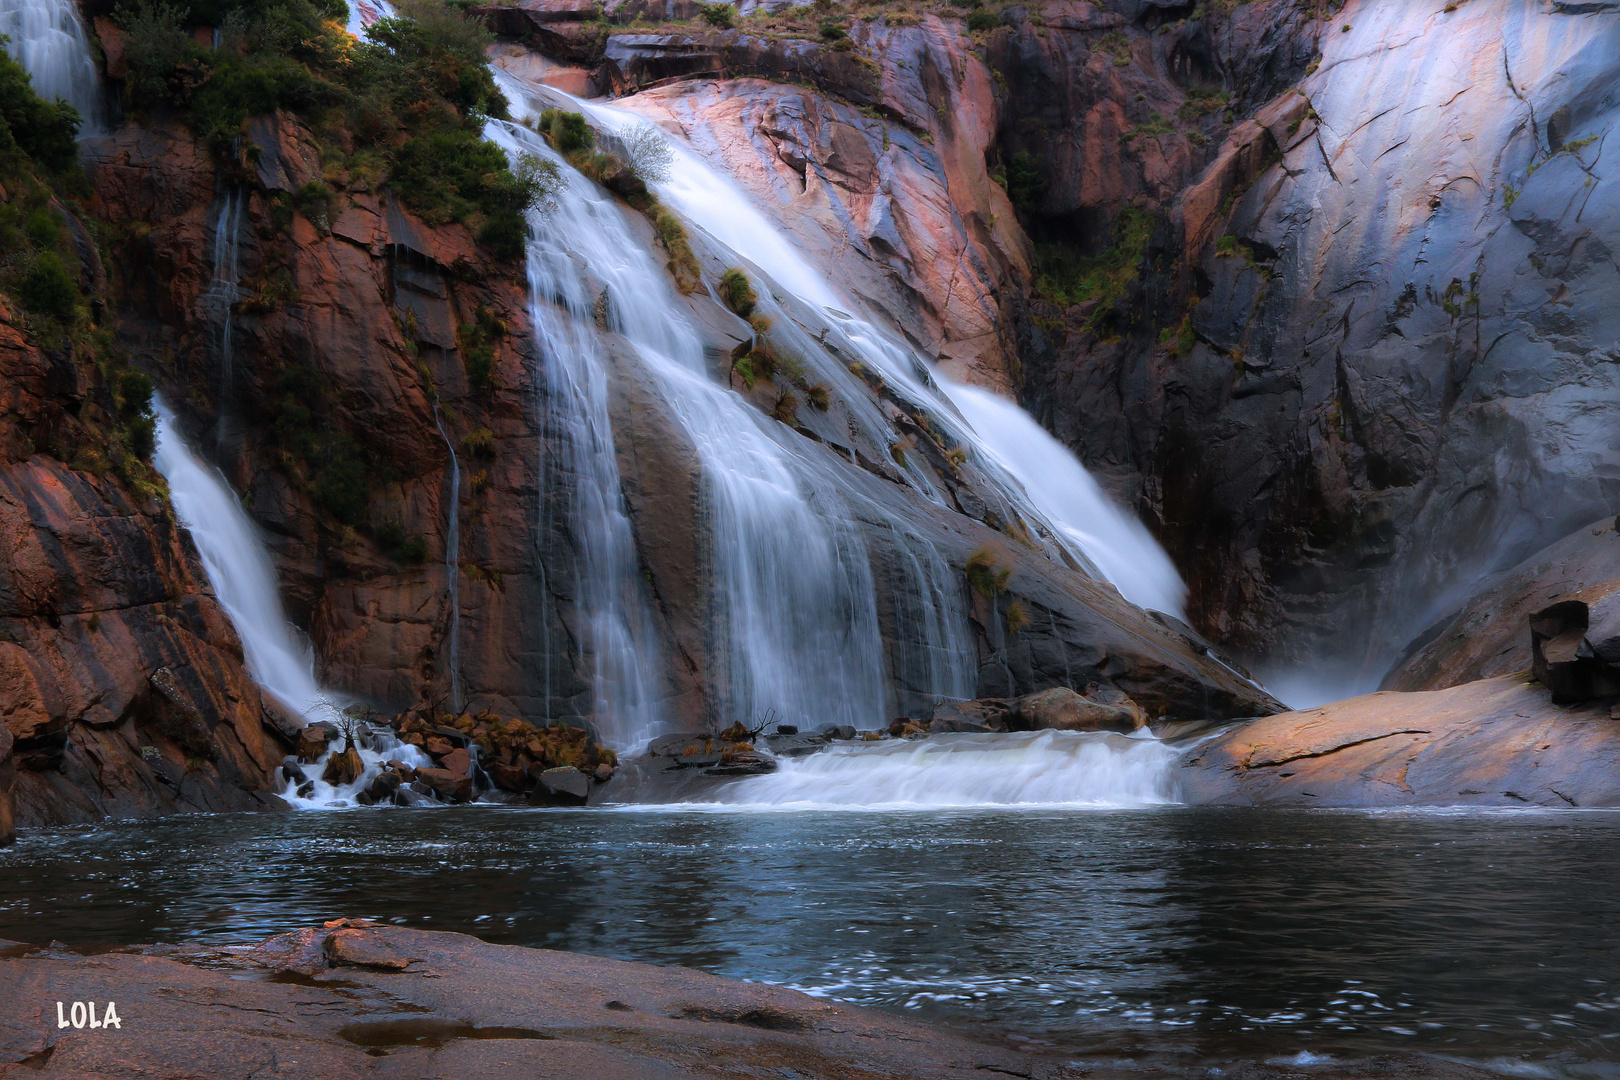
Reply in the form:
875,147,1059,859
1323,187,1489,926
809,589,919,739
0,921,1068,1079
1385,516,1620,692
0,299,290,838
82,113,584,724
1180,675,1620,808
1020,1,1620,677
513,0,1620,690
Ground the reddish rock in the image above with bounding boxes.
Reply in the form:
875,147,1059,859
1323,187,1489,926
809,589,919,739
440,746,472,778
324,927,412,971
1180,676,1620,808
415,767,472,802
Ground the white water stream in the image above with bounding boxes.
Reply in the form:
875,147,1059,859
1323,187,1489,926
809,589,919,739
568,91,1188,618
0,0,102,132
154,402,430,807
131,2,1190,809
694,732,1183,809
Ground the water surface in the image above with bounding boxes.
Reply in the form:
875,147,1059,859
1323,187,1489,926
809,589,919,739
3,807,1618,1075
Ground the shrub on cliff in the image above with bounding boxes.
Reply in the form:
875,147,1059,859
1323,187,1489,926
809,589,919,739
0,39,82,174
717,268,757,318
113,0,541,257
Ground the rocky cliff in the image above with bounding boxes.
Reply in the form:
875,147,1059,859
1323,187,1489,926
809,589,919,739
496,0,1619,688
0,0,1296,833
0,295,290,838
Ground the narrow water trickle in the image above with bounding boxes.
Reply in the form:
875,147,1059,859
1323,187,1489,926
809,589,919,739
432,404,463,713
207,187,247,421
0,0,103,133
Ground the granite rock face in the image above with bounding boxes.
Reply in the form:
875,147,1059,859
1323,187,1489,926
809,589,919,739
1385,516,1620,692
1029,1,1620,677
1179,675,1620,809
83,115,587,725
0,298,289,838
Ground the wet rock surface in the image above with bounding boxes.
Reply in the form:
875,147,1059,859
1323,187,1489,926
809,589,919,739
0,299,290,840
0,922,1527,1080
1180,675,1620,808
0,922,1074,1079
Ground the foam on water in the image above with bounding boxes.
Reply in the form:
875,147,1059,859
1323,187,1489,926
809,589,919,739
655,731,1183,810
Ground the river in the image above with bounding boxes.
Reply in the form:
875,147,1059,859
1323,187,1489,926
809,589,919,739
3,806,1617,1076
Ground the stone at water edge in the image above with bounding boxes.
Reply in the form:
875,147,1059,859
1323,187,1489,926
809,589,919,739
1016,687,1140,733
321,746,364,786
414,767,472,802
297,722,337,764
439,746,472,778
535,766,590,804
930,699,1012,733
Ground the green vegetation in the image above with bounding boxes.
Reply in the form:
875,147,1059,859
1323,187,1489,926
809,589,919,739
697,2,734,27
965,546,1012,600
717,268,758,317
113,0,548,258
1003,149,1043,215
1033,208,1155,333
1177,85,1231,122
458,303,505,392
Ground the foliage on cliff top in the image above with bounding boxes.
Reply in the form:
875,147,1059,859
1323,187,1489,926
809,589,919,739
0,44,159,489
113,0,545,256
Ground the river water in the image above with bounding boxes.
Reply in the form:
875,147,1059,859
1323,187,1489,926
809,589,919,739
3,807,1617,1076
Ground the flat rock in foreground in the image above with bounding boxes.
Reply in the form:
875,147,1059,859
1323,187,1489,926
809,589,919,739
1180,676,1620,808
0,921,1054,1079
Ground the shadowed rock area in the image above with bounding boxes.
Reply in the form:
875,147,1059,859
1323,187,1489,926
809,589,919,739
1180,675,1620,808
1386,516,1620,692
0,921,1514,1080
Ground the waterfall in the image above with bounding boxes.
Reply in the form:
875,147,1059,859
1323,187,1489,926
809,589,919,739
153,400,334,725
673,731,1183,809
566,94,1189,615
940,382,1187,616
154,399,434,805
486,84,978,738
432,404,463,713
0,0,103,132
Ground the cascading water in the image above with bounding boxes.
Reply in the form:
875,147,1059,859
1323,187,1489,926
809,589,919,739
153,400,430,806
569,93,1186,613
154,400,333,723
432,404,463,713
0,0,103,132
694,731,1183,809
490,108,932,739
504,81,1199,804
941,382,1186,617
